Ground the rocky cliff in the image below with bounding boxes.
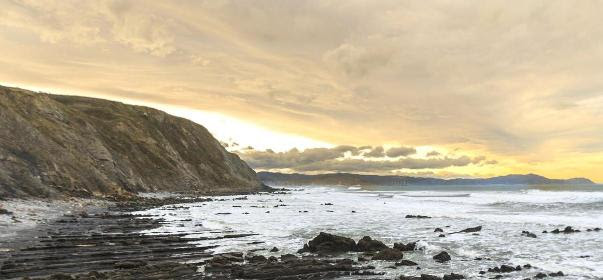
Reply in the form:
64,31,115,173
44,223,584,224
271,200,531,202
0,86,265,198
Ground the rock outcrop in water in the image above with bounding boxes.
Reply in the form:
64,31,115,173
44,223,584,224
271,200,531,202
299,232,357,253
0,86,265,198
356,236,388,252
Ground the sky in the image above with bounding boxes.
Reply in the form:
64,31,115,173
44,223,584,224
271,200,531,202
1,0,602,181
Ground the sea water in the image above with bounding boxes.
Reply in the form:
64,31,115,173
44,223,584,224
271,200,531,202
139,185,603,279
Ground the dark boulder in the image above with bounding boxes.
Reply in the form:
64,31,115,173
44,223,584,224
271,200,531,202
434,228,444,232
396,260,418,266
299,232,357,253
443,273,465,280
433,251,451,263
487,265,522,273
280,254,298,262
500,265,517,273
373,248,403,261
247,255,268,263
549,226,580,234
535,272,548,279
394,242,417,251
270,247,279,252
458,226,482,233
421,274,442,280
353,270,385,276
549,271,564,277
406,215,432,219
357,236,388,252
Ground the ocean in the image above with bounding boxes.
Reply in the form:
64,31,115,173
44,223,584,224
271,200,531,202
138,185,603,279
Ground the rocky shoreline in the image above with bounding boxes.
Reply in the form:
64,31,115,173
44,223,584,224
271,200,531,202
0,191,586,279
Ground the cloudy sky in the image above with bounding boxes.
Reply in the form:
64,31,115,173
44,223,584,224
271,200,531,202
1,0,602,181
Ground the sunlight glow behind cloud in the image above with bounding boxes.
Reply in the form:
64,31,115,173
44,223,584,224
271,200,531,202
1,0,602,181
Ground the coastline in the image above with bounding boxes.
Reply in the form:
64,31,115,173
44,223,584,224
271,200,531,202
0,198,112,242
1,191,389,279
2,187,597,279
0,186,277,243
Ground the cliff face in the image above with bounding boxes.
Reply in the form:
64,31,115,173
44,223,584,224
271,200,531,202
0,86,264,198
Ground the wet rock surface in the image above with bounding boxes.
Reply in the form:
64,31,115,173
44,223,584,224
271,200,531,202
372,248,403,261
226,257,362,279
357,236,388,252
432,251,451,263
299,232,357,254
522,230,537,238
0,198,384,279
0,210,214,279
0,197,257,279
541,225,601,236
393,242,417,252
395,260,418,266
405,215,431,219
443,273,465,279
454,226,482,234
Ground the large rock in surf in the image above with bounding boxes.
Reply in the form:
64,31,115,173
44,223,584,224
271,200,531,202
0,86,265,198
433,251,451,263
396,260,418,266
394,242,417,251
356,236,388,252
457,226,482,233
443,273,465,280
299,232,357,253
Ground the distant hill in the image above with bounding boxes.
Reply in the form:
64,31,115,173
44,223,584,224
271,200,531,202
0,86,265,198
258,172,594,186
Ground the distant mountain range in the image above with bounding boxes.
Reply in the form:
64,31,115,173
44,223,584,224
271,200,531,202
258,172,595,186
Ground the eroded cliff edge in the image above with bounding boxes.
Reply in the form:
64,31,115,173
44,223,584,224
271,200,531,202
0,86,265,198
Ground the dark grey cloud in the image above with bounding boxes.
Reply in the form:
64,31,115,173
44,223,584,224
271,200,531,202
238,145,358,169
385,146,416,157
363,146,384,157
294,156,479,173
238,146,493,173
426,151,441,157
